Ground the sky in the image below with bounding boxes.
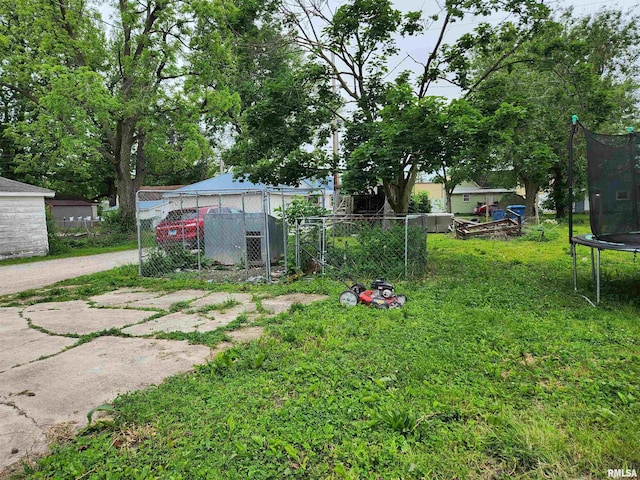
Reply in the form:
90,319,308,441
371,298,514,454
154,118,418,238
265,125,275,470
387,0,640,99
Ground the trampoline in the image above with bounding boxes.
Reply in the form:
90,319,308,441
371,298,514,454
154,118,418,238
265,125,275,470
569,116,640,304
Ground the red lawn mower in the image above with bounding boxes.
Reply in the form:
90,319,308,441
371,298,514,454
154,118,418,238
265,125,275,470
339,278,407,309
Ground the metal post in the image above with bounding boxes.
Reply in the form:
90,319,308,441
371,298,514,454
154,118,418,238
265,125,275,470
264,190,271,283
281,190,287,275
136,190,143,276
321,217,327,275
196,192,201,278
572,243,578,291
404,216,409,279
241,193,248,280
596,248,601,304
295,221,300,271
590,247,595,283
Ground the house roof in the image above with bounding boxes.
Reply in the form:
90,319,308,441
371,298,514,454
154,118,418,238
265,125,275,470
0,176,55,197
139,185,184,191
452,187,515,195
46,199,96,207
175,173,334,194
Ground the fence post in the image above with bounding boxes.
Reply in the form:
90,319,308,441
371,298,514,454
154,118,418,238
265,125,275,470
136,190,143,276
264,190,271,284
241,192,248,280
281,190,287,275
404,216,409,279
196,192,202,278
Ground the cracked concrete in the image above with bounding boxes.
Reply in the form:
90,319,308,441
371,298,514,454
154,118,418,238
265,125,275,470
0,286,328,473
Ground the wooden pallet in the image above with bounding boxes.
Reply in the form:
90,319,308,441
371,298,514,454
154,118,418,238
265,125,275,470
453,214,522,239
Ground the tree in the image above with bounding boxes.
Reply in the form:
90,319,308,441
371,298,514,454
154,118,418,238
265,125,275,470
467,8,640,217
213,0,340,187
0,0,237,222
281,0,551,213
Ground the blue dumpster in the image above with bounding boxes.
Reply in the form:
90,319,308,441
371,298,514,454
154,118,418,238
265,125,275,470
492,209,507,221
507,205,526,222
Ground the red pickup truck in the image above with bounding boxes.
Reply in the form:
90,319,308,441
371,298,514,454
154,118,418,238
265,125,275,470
155,206,243,248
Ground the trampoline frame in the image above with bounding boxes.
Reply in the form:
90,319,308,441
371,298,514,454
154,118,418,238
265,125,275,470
568,117,640,304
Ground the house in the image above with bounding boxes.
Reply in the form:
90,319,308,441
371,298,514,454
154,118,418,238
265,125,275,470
45,199,99,228
0,176,55,260
136,186,183,228
450,181,519,215
414,178,523,215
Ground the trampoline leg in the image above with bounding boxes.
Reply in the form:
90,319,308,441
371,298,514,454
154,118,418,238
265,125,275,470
590,247,596,282
571,243,578,291
596,248,601,305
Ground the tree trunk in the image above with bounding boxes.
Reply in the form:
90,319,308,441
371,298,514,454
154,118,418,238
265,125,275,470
523,179,539,218
112,119,144,223
382,163,418,214
552,164,566,218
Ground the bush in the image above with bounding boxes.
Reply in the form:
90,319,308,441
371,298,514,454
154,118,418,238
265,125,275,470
409,192,431,213
141,246,207,277
46,208,70,255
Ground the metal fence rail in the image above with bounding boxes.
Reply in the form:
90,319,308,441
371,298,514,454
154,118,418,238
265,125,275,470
136,190,428,283
136,189,286,282
291,215,428,281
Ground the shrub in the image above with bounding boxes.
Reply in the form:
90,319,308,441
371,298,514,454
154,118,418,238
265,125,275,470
46,208,70,255
141,245,207,277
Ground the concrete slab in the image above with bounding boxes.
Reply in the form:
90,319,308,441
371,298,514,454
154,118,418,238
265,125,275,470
227,326,264,343
0,336,210,430
198,305,259,332
189,292,253,308
0,308,75,372
122,312,210,336
261,293,329,315
22,301,154,335
125,290,211,310
0,404,49,471
89,288,163,307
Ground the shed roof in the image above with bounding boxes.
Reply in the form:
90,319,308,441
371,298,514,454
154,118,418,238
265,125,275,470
46,199,96,207
175,173,333,194
0,176,55,197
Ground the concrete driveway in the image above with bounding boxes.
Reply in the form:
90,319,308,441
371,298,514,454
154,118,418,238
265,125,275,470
0,250,139,296
0,255,328,474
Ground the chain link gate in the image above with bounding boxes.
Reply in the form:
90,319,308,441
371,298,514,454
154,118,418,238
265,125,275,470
136,189,288,282
290,215,428,281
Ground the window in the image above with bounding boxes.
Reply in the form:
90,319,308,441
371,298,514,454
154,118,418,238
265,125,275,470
462,194,471,203
616,190,629,201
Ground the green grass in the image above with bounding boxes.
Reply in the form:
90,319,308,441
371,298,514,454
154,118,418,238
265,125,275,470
13,221,640,479
0,241,138,267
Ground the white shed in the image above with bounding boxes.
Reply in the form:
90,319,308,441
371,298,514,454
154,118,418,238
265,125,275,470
0,177,55,260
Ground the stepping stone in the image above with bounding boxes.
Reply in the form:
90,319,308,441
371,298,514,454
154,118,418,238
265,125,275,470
227,326,264,343
122,312,211,336
125,290,210,310
0,308,75,372
0,404,49,471
189,292,253,308
261,293,329,315
22,301,154,335
89,288,163,307
0,336,210,430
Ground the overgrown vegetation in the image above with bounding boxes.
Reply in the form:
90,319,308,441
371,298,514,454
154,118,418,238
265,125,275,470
12,222,640,479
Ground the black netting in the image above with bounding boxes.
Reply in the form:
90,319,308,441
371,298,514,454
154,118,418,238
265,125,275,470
584,128,640,244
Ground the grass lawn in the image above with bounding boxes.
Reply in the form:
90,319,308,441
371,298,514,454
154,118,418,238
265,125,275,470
12,221,640,479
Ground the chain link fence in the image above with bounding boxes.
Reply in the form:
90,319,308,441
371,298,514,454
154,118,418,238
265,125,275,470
136,187,333,282
290,215,428,281
137,189,428,283
136,189,289,282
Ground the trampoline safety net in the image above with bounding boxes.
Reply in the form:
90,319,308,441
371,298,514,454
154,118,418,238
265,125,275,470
584,128,640,244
